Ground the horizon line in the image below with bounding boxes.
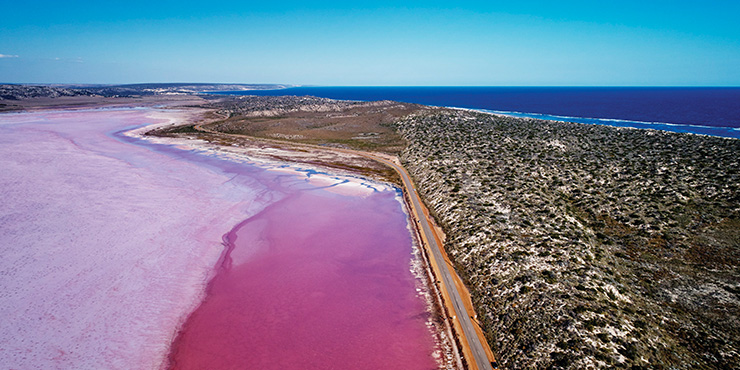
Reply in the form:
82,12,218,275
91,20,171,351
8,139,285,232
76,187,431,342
3,83,740,88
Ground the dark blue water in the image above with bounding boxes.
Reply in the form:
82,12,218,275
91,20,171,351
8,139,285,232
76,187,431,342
212,87,740,139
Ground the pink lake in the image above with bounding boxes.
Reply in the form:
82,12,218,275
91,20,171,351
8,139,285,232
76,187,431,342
0,108,441,369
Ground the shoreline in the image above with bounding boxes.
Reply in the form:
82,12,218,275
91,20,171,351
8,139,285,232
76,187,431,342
454,106,740,140
2,97,494,369
206,88,740,140
6,92,739,368
352,150,498,370
179,114,496,369
128,109,457,369
142,119,447,367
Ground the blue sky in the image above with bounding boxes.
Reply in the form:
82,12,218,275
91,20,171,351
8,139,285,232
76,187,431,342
1,1,739,85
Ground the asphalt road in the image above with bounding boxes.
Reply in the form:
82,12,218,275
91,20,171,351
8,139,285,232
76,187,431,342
362,154,494,370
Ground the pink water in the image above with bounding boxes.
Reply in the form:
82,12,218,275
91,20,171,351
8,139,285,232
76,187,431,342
0,108,439,369
168,183,437,370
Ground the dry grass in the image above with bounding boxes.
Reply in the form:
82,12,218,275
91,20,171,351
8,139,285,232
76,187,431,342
203,96,424,154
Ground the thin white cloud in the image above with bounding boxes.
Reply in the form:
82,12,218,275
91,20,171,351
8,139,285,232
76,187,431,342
48,56,83,63
0,54,19,58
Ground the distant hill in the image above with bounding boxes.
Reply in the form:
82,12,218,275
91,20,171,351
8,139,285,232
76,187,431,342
0,83,290,100
0,84,97,100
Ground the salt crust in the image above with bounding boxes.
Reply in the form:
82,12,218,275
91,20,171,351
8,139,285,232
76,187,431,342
0,107,439,370
0,108,271,369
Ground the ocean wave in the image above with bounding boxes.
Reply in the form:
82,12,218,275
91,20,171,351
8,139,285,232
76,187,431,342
461,108,740,139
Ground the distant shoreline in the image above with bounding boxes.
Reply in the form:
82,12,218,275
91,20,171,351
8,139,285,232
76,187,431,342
4,83,739,140
209,86,740,137
452,106,740,140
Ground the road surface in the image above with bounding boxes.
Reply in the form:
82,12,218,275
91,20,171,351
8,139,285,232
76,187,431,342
357,153,496,370
191,123,496,369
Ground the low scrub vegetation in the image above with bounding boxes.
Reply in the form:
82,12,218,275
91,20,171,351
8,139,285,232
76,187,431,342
396,109,740,369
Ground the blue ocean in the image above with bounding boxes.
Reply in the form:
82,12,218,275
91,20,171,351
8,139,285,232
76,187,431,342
213,87,740,139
